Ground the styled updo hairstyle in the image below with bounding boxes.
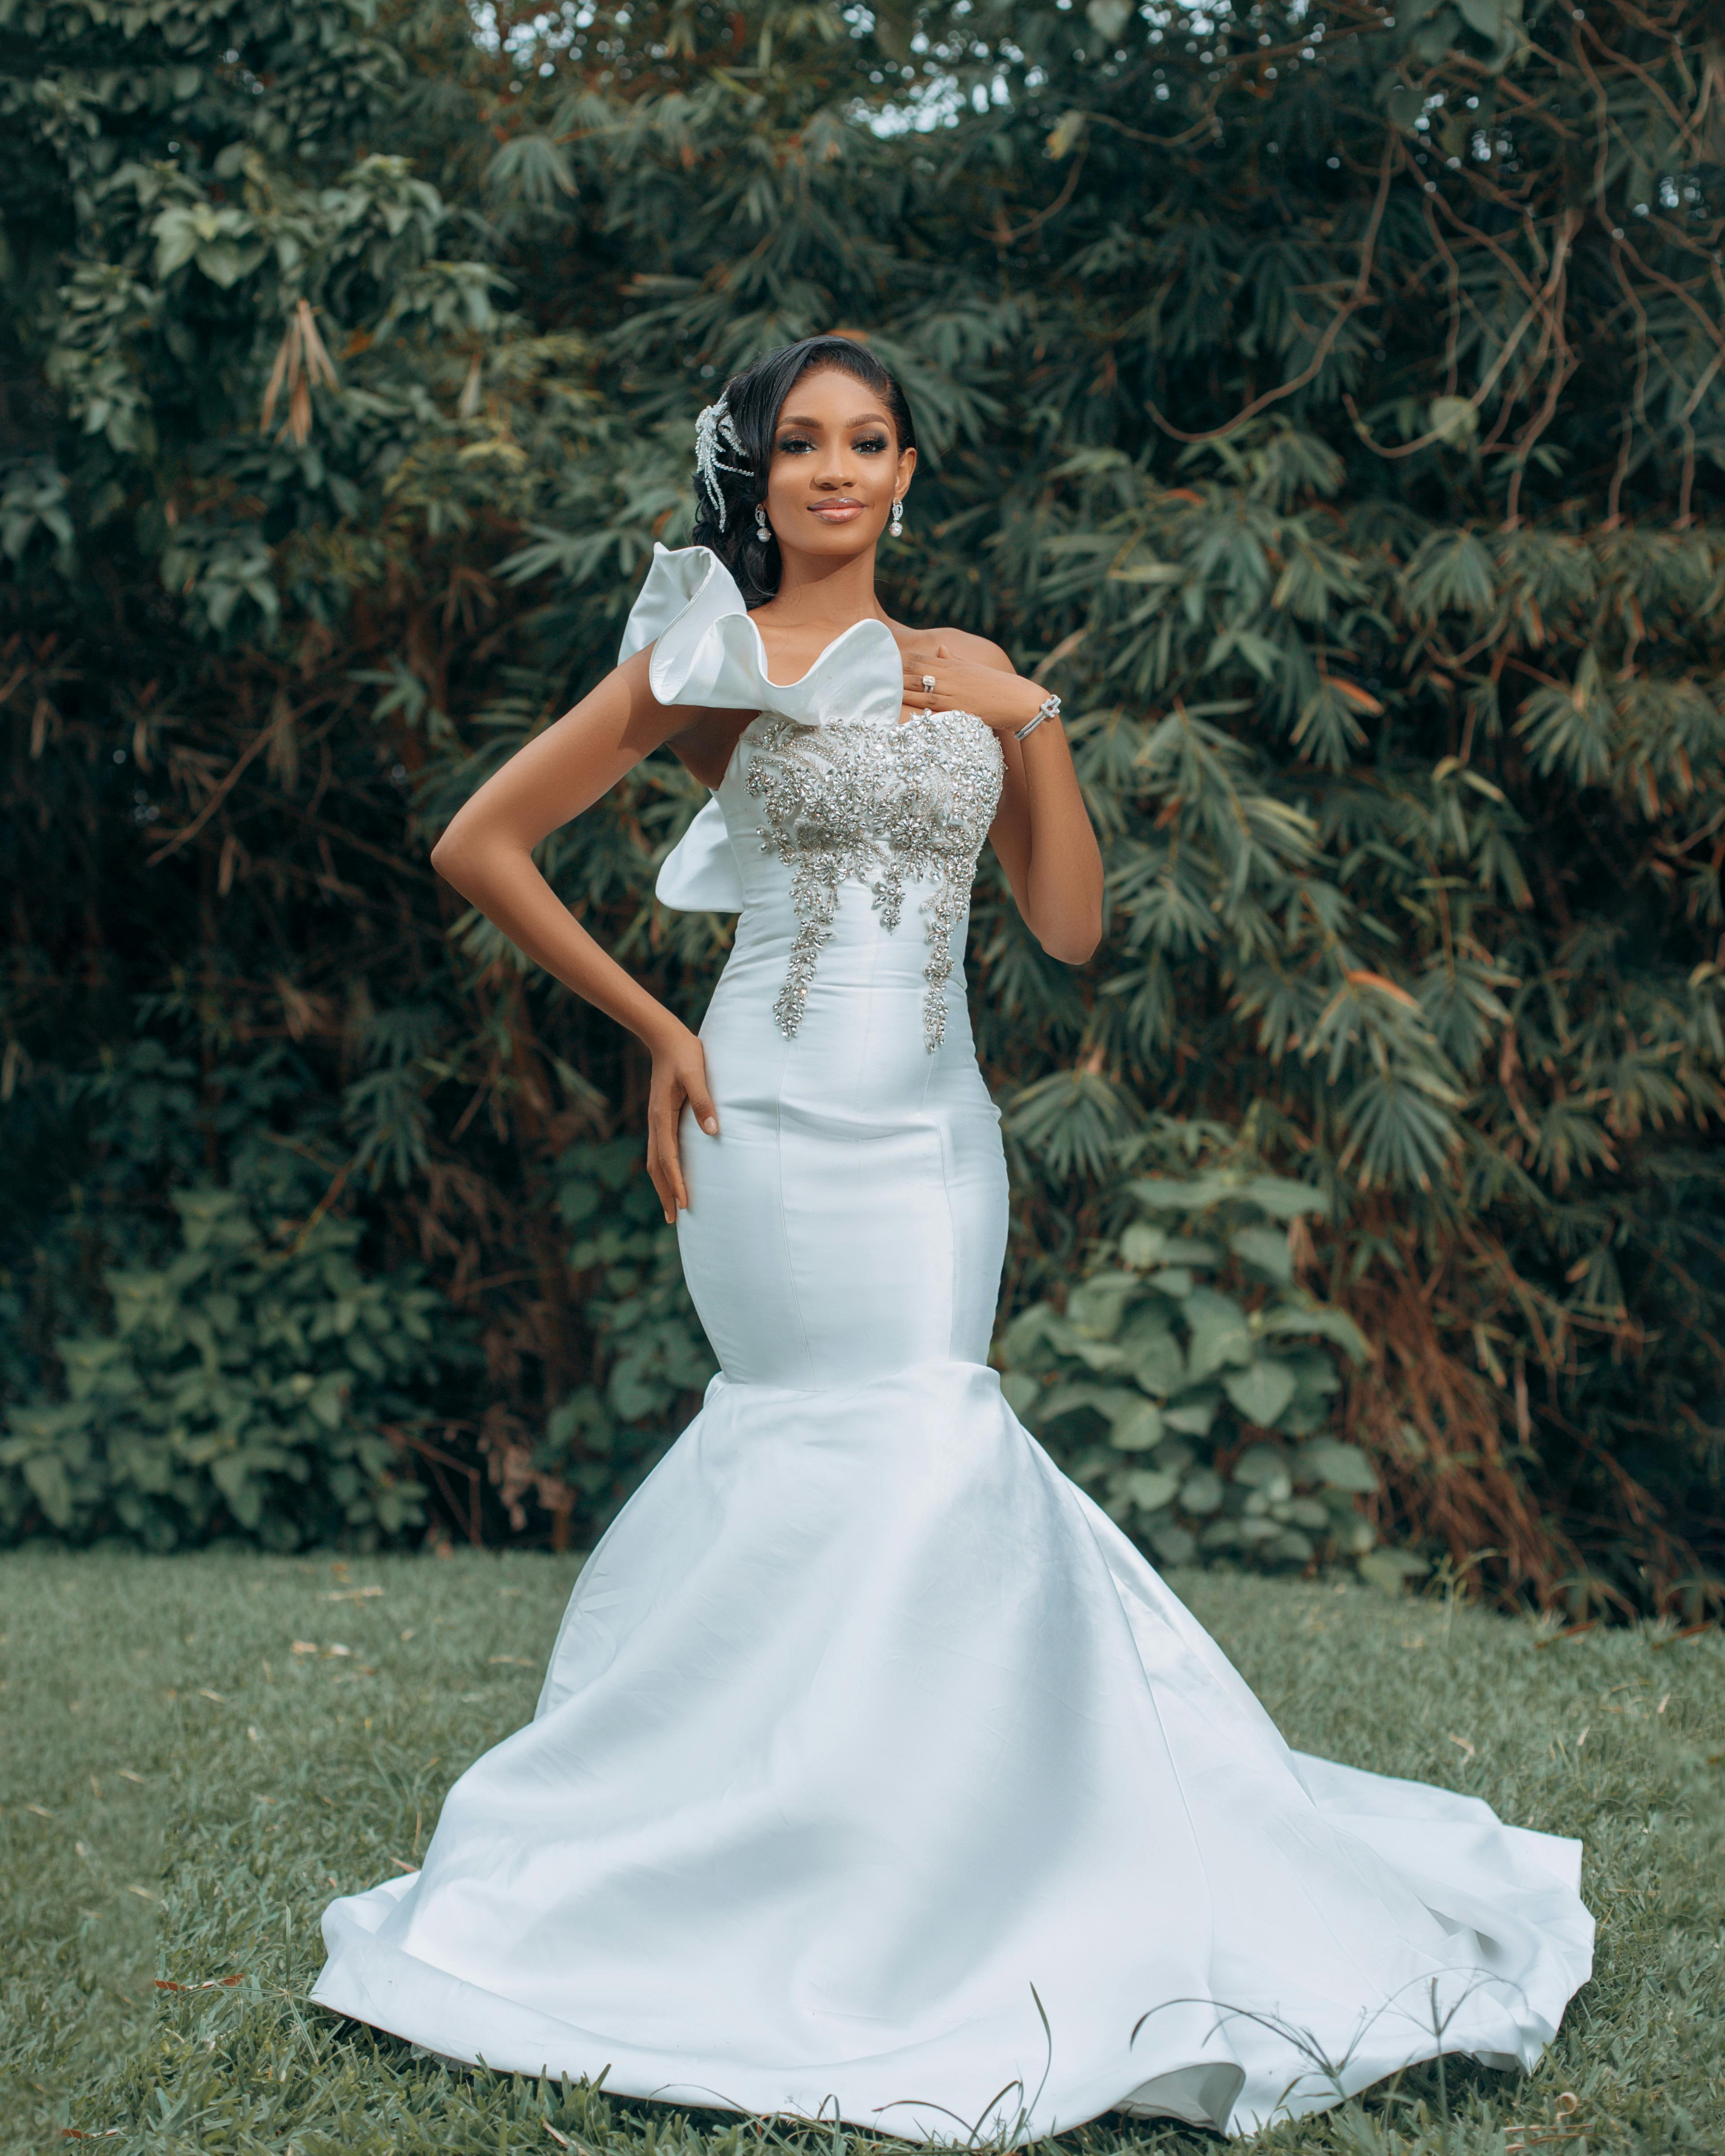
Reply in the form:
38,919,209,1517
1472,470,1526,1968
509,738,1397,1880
690,335,918,608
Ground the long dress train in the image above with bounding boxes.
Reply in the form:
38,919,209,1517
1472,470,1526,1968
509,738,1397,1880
311,544,1593,2142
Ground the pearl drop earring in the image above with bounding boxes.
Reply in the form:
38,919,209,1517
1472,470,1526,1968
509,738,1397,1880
755,503,770,542
889,498,904,538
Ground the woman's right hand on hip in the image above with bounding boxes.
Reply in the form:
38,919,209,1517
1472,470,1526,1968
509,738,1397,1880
647,1025,720,1223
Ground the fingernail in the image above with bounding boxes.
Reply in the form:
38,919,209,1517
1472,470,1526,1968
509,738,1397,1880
701,1116,718,1135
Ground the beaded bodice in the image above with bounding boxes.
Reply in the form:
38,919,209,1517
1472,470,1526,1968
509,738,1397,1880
743,712,1003,1050
621,543,1005,1054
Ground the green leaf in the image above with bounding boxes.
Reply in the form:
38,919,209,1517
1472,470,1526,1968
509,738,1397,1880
1065,1273,1140,1339
1280,1497,1332,1530
1453,0,1504,37
1223,1359,1299,1427
1120,1222,1168,1270
1238,1177,1328,1222
1007,1069,1144,1180
1123,1467,1179,1513
1184,1288,1252,1379
308,1375,348,1432
1000,1370,1041,1419
1163,1393,1219,1436
1235,1443,1300,1504
1084,0,1134,40
1038,1380,1132,1427
1301,1440,1380,1494
1260,1304,1372,1363
22,1451,75,1528
1126,1322,1185,1397
210,1450,263,1528
1402,527,1498,625
1127,1174,1234,1214
1109,1400,1165,1451
1228,1226,1293,1283
559,1177,601,1226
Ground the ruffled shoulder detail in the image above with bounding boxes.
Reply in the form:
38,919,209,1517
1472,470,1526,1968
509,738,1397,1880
627,544,904,915
619,545,751,710
618,543,902,728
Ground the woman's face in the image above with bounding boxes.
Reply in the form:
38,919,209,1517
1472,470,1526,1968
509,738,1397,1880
761,366,916,564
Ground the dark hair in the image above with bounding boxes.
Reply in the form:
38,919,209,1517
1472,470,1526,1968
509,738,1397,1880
690,335,917,607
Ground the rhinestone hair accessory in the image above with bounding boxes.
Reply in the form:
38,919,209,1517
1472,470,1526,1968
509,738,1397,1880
693,392,753,533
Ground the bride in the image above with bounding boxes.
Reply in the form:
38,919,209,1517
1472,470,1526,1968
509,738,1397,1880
312,336,1593,2142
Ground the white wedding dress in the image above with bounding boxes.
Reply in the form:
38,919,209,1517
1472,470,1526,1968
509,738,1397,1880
312,544,1594,2141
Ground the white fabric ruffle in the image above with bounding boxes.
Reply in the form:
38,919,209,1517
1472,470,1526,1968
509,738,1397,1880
624,544,903,914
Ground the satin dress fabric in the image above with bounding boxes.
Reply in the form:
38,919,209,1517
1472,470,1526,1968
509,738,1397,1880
311,544,1594,2143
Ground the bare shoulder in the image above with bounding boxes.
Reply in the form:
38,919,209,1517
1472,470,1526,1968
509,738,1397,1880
900,623,1016,673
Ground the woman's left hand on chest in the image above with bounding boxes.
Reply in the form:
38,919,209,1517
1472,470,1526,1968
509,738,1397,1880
899,642,1046,734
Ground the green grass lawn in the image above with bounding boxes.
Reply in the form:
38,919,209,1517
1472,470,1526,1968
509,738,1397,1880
2,1547,1721,2156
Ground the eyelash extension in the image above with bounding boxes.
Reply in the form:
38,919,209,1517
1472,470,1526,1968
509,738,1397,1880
774,433,892,455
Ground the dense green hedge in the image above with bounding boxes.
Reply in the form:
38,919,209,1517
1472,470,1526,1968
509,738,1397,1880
2,0,1721,1611
999,1123,1411,1584
1,1190,458,1547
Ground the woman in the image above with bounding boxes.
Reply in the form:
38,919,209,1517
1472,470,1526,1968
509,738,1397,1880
312,336,1592,2142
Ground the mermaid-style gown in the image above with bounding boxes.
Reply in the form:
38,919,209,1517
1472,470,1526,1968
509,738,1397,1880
312,545,1593,2141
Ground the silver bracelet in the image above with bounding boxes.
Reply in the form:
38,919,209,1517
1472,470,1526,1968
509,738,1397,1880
1015,693,1061,742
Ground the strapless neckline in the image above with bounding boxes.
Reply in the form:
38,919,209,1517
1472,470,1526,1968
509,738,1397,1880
618,543,906,729
744,604,901,692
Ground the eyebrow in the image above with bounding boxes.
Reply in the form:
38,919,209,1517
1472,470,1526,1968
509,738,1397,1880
776,409,893,430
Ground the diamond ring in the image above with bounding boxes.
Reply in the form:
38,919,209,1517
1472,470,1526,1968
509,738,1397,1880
920,674,936,695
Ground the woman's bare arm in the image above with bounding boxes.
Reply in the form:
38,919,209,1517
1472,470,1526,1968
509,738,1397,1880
986,713,1104,967
429,645,722,1224
900,634,1103,964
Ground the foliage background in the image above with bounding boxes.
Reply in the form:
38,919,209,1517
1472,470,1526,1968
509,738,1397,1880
2,0,1722,1615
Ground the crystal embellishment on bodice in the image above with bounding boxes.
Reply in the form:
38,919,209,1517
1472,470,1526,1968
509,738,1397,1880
745,711,1005,1051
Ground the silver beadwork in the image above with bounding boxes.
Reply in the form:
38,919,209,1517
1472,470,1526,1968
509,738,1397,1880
743,712,1004,1052
693,393,752,532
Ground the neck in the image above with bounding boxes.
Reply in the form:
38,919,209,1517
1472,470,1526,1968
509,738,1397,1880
765,545,887,625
